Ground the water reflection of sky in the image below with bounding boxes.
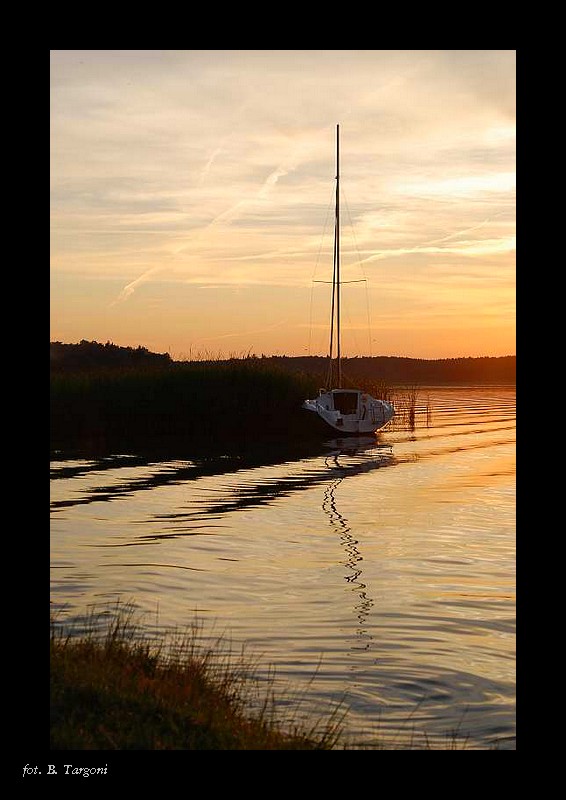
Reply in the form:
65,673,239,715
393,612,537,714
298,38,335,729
50,388,515,749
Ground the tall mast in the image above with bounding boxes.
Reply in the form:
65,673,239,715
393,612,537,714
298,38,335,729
335,123,341,388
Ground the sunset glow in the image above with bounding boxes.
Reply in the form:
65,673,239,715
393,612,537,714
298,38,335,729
50,50,516,359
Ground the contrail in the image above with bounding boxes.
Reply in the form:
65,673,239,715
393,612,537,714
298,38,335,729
109,265,164,307
202,162,291,228
258,164,290,197
199,146,223,184
193,318,289,343
357,215,505,266
110,157,297,306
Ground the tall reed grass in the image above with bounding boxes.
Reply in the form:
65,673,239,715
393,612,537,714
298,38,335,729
390,384,431,431
51,353,433,451
50,603,344,750
50,603,477,750
50,358,321,449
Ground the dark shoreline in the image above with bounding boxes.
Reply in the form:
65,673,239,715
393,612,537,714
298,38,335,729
254,354,516,385
50,345,515,456
51,341,516,385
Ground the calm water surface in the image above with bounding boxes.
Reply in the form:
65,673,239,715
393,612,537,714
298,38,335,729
50,385,516,749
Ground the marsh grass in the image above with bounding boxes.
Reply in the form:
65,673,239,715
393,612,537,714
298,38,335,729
50,603,478,751
357,378,393,403
391,384,425,431
336,373,429,434
50,356,417,449
50,604,345,751
50,357,322,449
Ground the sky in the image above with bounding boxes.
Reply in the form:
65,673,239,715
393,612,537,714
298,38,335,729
50,50,516,360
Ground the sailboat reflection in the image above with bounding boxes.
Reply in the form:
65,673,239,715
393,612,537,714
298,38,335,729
322,437,392,655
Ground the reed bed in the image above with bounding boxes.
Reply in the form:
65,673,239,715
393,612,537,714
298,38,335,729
390,385,432,431
50,358,321,449
51,355,432,448
51,355,434,451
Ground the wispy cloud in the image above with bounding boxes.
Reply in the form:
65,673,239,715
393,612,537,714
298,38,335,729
199,146,224,184
109,155,301,304
51,50,516,357
192,318,289,343
109,265,165,306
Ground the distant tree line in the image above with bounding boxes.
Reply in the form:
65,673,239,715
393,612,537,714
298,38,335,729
50,340,172,372
259,355,516,385
50,341,515,384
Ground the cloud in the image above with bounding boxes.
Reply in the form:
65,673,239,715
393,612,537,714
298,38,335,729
108,153,301,303
192,318,289,343
199,146,223,184
51,51,516,356
109,266,164,306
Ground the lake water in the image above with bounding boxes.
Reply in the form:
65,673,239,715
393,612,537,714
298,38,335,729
50,385,516,750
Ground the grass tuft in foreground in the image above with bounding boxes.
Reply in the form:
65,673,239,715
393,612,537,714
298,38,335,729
50,605,481,750
50,606,344,750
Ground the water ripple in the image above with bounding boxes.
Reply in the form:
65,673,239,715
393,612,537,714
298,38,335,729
50,386,516,749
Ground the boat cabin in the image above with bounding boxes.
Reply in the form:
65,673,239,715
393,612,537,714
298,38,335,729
318,389,362,415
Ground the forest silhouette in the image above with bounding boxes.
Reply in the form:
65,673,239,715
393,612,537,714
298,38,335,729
50,340,515,384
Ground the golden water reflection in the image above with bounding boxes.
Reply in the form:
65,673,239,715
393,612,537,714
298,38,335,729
50,386,516,749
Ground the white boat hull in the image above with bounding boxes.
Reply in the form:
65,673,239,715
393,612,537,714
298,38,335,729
302,389,394,435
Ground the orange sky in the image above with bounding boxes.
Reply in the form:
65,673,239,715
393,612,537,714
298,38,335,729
50,50,515,359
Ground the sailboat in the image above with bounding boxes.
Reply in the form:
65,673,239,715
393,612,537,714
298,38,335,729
302,125,395,435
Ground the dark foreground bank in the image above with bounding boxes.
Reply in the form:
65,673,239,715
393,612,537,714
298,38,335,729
51,608,477,751
50,609,343,751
